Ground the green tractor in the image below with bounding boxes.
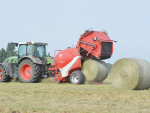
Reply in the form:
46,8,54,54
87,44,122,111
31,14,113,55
0,42,54,83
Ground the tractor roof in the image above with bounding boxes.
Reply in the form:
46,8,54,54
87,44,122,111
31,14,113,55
19,42,48,45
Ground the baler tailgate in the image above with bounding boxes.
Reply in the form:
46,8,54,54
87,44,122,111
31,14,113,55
101,42,112,54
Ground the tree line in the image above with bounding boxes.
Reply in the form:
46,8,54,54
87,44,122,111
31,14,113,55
0,43,17,63
107,63,113,72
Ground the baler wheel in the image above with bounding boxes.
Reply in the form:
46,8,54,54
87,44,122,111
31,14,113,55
18,59,41,83
55,79,60,84
70,71,85,84
0,65,10,82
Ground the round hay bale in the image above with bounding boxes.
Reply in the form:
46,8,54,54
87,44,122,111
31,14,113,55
110,58,150,90
82,59,109,82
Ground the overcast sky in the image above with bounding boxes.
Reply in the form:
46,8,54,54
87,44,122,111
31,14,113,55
0,0,150,63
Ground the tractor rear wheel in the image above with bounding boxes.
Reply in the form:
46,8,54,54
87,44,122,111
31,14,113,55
70,71,85,84
18,59,41,83
0,65,10,82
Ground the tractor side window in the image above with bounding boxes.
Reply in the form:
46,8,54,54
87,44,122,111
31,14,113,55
18,45,26,58
27,45,33,55
33,45,45,57
38,46,45,57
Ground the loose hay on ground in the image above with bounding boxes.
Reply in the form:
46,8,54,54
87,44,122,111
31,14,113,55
11,77,55,83
11,78,20,83
39,77,55,83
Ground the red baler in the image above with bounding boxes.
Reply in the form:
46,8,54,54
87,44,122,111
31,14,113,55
48,29,116,84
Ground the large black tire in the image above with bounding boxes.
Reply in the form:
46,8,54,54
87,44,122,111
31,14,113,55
0,65,10,82
70,71,85,84
18,59,41,83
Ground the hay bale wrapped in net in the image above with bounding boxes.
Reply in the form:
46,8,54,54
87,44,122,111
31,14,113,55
110,58,150,90
82,59,109,82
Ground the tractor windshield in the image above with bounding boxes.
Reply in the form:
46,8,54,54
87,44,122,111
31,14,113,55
18,44,46,58
33,45,46,57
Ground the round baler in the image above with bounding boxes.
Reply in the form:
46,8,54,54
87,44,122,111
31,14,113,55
48,29,116,84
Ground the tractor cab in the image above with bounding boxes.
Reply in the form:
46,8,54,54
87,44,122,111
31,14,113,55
18,42,48,58
2,42,54,82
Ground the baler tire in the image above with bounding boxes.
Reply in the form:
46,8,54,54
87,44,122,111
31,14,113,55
18,59,41,83
55,79,60,84
0,65,10,82
70,71,85,84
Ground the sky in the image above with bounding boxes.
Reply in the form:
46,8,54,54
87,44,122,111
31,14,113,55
0,0,150,64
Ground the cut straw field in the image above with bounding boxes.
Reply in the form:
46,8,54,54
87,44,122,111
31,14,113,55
0,77,150,113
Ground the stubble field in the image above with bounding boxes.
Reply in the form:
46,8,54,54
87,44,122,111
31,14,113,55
0,77,150,113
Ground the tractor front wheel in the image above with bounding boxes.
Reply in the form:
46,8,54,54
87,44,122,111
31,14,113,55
18,59,41,83
0,65,10,82
70,71,85,84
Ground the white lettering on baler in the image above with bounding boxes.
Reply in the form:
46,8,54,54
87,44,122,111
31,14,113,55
60,61,65,63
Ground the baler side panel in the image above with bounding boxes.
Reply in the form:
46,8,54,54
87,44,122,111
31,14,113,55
59,56,81,77
55,51,74,68
55,48,82,78
68,57,81,75
77,31,101,58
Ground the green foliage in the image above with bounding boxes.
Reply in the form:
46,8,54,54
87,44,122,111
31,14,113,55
0,48,7,63
107,63,113,72
6,43,17,57
0,42,17,63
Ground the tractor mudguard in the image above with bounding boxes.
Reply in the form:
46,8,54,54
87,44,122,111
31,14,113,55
0,63,18,78
8,63,17,78
18,56,42,65
0,63,10,75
